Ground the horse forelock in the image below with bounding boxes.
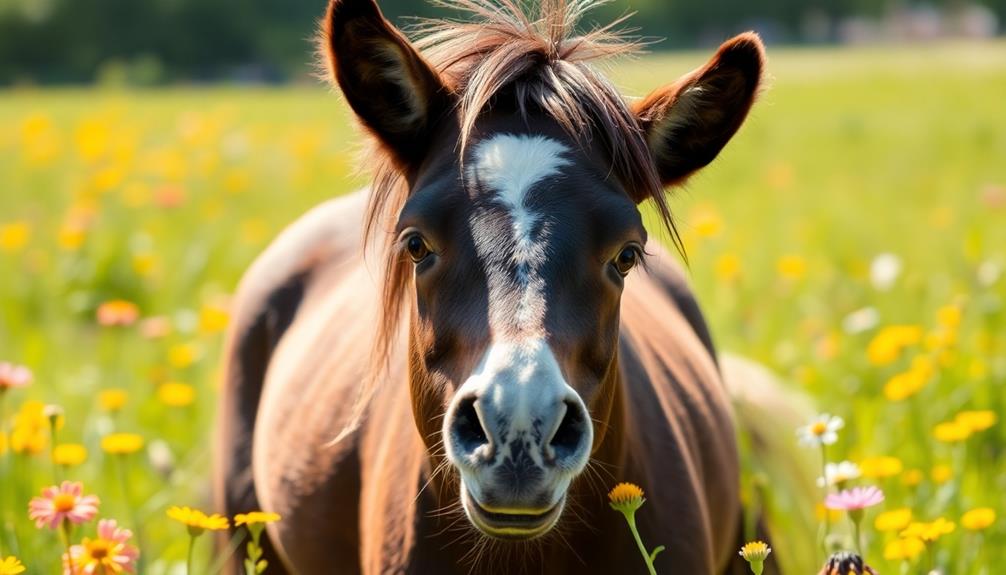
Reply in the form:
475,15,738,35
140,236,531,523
353,0,684,384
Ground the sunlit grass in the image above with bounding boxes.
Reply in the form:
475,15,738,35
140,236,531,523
1,41,1005,572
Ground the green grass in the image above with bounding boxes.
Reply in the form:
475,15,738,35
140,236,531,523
1,41,1005,573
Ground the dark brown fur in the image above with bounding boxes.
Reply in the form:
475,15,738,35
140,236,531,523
216,1,767,573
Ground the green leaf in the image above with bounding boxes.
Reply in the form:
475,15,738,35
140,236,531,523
649,545,665,563
256,559,269,574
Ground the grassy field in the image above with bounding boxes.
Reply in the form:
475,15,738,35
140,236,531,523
1,41,1005,573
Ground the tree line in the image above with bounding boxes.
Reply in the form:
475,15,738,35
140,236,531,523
0,0,1001,84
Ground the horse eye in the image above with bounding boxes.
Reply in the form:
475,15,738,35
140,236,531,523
613,246,640,276
406,234,432,263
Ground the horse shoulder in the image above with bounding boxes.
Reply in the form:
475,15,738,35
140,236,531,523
218,191,372,573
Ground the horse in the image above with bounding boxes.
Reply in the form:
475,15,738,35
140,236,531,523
215,0,774,572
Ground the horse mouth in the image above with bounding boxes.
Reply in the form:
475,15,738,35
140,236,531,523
462,488,564,540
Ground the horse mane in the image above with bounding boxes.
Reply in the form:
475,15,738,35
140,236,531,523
323,1,684,433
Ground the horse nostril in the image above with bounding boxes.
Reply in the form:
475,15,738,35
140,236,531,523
452,395,489,456
548,400,585,459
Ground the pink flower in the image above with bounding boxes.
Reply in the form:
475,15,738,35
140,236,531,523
825,485,885,511
28,481,100,530
0,362,32,391
65,519,140,574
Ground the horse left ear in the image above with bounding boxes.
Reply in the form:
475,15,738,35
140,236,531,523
633,32,764,189
319,0,451,168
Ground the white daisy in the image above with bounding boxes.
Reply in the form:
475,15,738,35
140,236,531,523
797,414,844,447
817,460,861,487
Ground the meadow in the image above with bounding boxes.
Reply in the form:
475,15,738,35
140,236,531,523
1,41,1005,573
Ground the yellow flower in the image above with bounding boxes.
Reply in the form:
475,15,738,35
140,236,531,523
883,365,930,402
859,456,903,479
933,421,971,443
101,433,144,455
608,482,645,513
776,255,806,281
167,506,230,536
10,401,49,455
690,204,723,239
901,469,924,487
0,432,6,456
168,343,200,369
901,518,955,542
0,556,27,575
936,304,961,330
234,511,281,526
884,537,925,561
738,540,771,561
955,410,997,433
98,389,128,413
961,508,996,531
198,304,230,334
875,508,913,532
157,382,196,408
53,444,88,467
715,253,741,282
931,464,953,485
866,325,922,366
0,222,31,253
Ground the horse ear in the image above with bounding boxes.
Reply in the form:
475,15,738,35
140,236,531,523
320,0,451,167
633,32,764,189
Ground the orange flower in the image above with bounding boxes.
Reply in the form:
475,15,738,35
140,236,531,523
96,300,140,327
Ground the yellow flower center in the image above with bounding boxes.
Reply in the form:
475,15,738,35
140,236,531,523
53,493,76,513
811,422,827,435
87,539,112,559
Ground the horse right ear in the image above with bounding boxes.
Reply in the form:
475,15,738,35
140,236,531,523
319,0,451,167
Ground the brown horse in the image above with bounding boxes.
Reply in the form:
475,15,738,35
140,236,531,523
216,0,769,573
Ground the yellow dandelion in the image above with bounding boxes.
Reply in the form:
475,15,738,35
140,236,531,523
52,444,88,468
955,410,997,433
776,255,806,281
901,469,924,487
235,511,281,526
690,204,723,239
0,432,6,456
961,508,996,531
859,456,903,479
167,506,230,536
931,464,953,485
936,304,962,330
10,401,49,455
101,433,144,455
933,421,972,443
98,389,128,413
157,382,196,408
884,537,925,561
866,325,923,366
901,518,955,542
168,343,200,369
198,304,230,334
875,508,913,532
0,222,31,253
714,253,741,282
608,482,644,508
0,556,27,575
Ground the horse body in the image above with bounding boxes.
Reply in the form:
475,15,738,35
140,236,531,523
217,1,767,573
218,188,740,573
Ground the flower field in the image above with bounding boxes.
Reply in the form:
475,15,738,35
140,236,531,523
1,41,1005,573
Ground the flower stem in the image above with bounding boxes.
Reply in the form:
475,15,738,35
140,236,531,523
852,516,863,556
625,512,657,575
61,520,76,575
187,534,197,575
820,443,830,554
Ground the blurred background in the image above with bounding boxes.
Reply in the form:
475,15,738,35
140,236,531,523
0,0,1002,84
1,0,1004,573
